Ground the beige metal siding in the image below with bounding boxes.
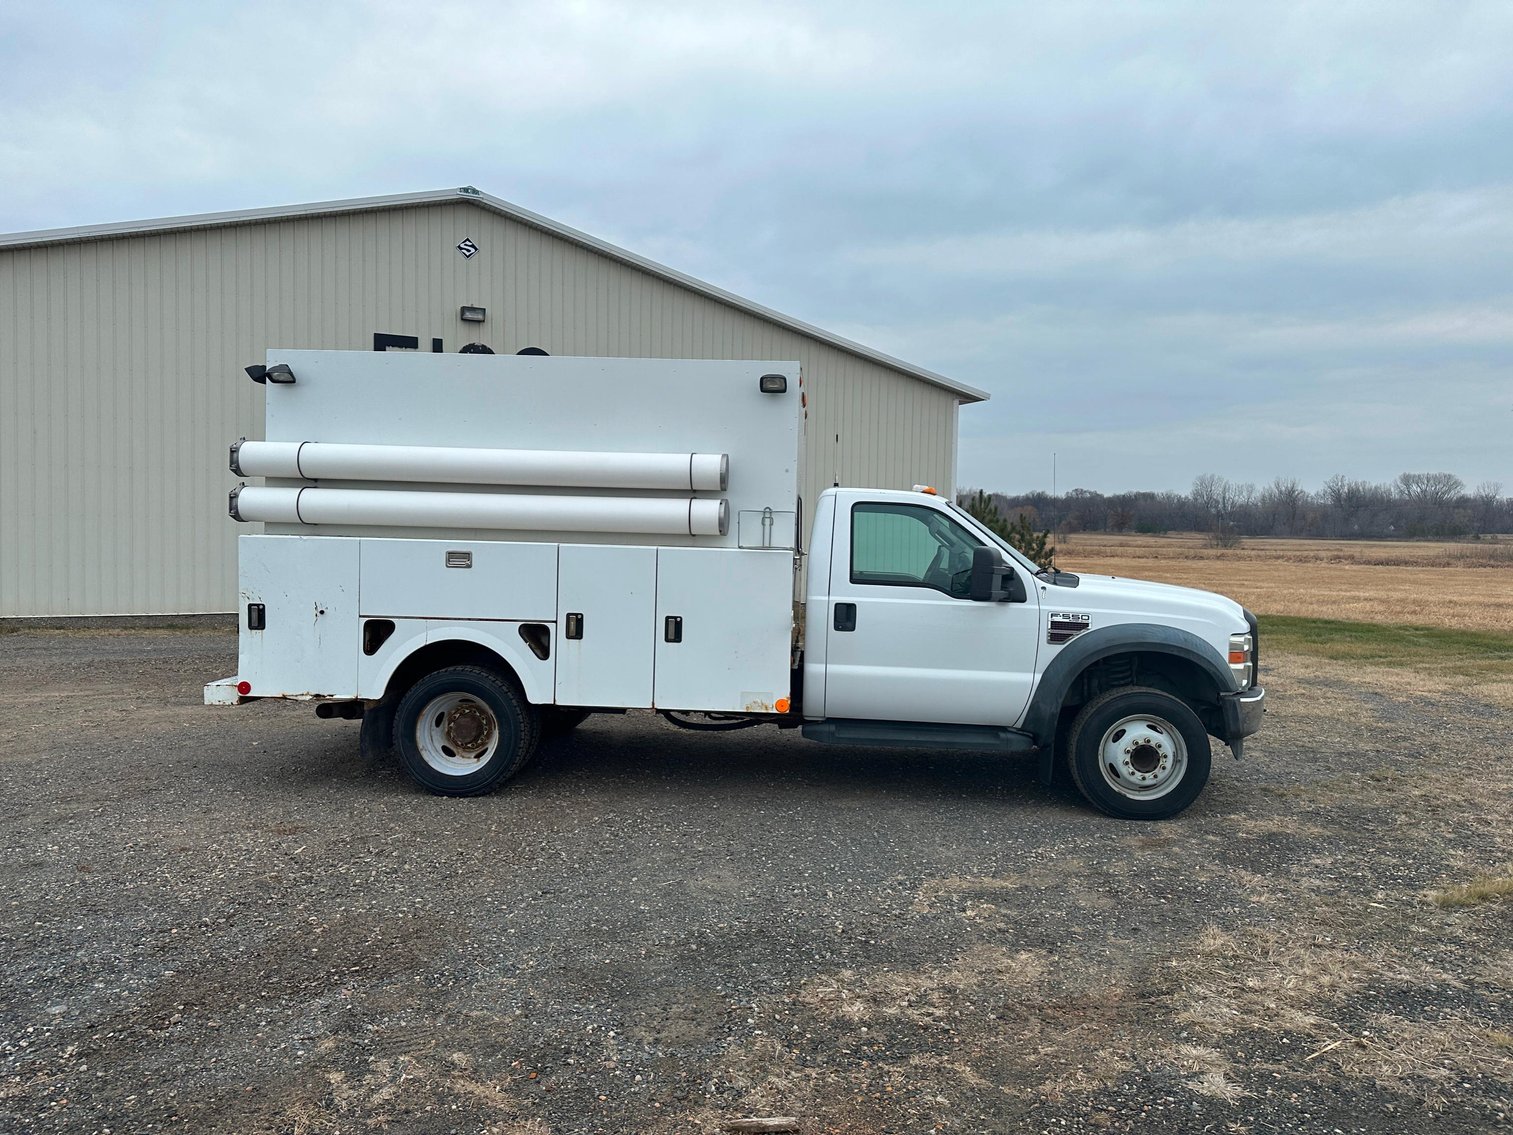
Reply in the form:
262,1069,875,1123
0,202,961,616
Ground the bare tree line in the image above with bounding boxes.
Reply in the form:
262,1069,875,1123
966,473,1510,541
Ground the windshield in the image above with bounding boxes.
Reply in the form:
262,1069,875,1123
941,499,1045,575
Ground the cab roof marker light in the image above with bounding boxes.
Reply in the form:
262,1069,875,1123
913,484,938,495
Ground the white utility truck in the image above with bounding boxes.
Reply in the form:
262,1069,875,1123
206,350,1264,819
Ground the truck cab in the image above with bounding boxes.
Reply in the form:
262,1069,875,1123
797,487,1264,817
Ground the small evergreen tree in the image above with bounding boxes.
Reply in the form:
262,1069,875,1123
960,490,1056,570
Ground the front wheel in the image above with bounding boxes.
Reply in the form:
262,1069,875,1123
1064,686,1211,820
394,666,538,796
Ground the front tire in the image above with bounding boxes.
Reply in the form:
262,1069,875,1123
394,666,538,797
1065,686,1211,820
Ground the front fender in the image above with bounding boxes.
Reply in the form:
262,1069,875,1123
1023,623,1236,784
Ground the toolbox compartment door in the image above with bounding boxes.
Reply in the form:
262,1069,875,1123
555,544,657,708
653,548,793,713
237,535,359,698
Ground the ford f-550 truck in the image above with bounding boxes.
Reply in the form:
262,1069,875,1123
205,350,1264,819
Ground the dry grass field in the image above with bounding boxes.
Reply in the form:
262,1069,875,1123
1056,532,1513,633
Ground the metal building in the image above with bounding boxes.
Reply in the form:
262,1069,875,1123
0,187,986,618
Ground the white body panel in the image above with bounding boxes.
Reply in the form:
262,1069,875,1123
1028,572,1249,684
237,536,360,698
359,539,558,621
555,545,658,708
255,351,796,549
356,617,555,705
653,548,794,712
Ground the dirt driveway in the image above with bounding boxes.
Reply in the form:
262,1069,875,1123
1,629,1508,1134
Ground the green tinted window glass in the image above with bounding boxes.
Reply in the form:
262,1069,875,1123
850,502,984,596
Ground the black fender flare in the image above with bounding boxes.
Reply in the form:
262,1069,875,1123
1025,623,1236,784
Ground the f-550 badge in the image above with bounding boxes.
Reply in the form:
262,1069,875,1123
1048,612,1092,645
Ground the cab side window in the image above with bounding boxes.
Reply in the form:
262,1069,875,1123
850,502,984,598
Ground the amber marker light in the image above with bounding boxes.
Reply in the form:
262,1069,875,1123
775,698,791,714
1228,651,1248,664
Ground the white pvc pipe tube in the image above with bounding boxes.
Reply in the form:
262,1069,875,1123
231,485,729,537
231,440,728,492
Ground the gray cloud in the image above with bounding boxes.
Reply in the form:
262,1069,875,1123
2,0,1510,492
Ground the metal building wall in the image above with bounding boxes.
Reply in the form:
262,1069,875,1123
0,201,963,616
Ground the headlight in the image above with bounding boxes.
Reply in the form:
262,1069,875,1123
1228,632,1254,689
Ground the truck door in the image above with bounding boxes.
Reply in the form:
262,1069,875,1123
822,500,1040,727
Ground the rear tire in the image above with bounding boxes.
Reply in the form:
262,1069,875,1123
394,666,538,797
1065,686,1211,820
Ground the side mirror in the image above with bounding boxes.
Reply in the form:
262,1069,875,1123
969,546,1028,603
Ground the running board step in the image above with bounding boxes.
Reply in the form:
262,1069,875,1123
801,719,1038,753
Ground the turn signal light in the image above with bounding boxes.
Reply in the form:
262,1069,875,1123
1228,650,1248,664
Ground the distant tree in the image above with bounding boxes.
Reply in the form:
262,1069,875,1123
1472,481,1505,536
1260,477,1306,536
1395,472,1467,537
1395,472,1464,505
1191,473,1228,518
959,490,1055,570
1063,487,1107,533
1192,474,1241,547
971,470,1509,542
1321,475,1381,536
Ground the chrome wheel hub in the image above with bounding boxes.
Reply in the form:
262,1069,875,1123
1097,714,1187,800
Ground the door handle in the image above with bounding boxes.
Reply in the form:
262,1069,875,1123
565,612,584,640
664,615,683,643
834,602,857,632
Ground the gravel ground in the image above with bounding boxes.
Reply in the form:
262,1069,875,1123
1,628,1509,1134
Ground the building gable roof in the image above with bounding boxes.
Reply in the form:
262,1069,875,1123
0,187,986,402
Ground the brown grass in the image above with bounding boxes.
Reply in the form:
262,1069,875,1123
1429,868,1513,909
1056,532,1513,632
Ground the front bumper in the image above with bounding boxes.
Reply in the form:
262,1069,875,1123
1218,686,1266,757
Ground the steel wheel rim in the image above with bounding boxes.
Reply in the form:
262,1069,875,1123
414,692,499,776
1097,713,1187,800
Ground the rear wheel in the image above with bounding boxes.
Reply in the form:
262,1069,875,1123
394,666,538,796
1065,686,1211,820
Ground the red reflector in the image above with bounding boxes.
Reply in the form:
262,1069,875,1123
236,680,252,696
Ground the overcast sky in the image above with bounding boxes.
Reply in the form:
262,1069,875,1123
3,1,1509,495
